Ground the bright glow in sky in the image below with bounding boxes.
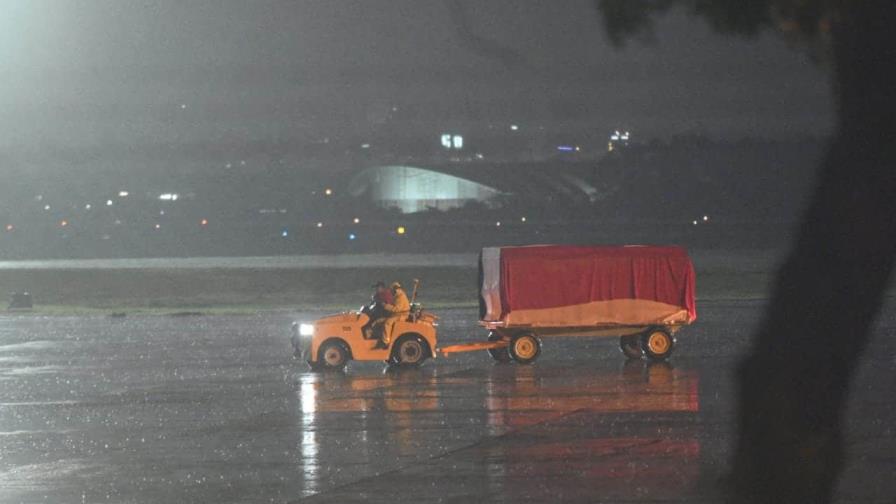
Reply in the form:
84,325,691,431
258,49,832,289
0,0,833,159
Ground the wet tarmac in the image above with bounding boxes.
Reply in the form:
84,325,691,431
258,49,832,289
1,301,895,503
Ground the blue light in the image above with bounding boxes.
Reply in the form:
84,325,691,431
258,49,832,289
281,229,288,237
348,233,357,241
557,145,575,152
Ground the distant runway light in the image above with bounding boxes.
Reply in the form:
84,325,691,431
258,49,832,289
154,223,161,230
521,216,527,222
5,224,13,232
348,233,357,241
396,226,406,235
353,217,360,224
324,188,333,196
60,220,68,227
85,204,92,210
510,124,519,131
316,222,323,228
281,230,289,237
180,104,187,109
200,219,208,226
703,215,709,221
496,221,501,227
692,220,698,225
44,204,51,211
118,191,129,197
107,200,114,206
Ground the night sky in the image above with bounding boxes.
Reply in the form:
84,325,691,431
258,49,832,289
1,1,832,159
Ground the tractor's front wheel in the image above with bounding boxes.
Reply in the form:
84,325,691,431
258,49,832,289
313,340,349,371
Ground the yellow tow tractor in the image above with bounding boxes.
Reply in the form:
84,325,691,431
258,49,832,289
291,280,440,370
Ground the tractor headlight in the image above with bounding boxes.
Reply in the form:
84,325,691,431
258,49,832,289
299,323,315,337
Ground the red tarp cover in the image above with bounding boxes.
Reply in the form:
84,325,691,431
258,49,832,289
480,245,697,327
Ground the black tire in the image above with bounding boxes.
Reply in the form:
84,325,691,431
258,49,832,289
619,334,643,359
316,340,349,370
508,333,541,365
640,328,675,361
390,335,429,367
487,331,511,363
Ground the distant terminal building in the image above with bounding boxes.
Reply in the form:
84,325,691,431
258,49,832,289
347,162,598,214
348,165,502,213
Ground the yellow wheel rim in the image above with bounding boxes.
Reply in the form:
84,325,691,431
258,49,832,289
514,337,537,359
647,332,670,355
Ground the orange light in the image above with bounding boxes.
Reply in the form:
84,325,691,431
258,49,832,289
59,220,68,227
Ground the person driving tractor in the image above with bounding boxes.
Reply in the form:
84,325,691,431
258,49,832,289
373,281,410,349
363,281,393,339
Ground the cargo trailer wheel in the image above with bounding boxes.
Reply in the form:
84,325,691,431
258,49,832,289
315,340,349,371
509,333,541,365
619,334,643,359
487,332,511,363
640,328,674,361
389,334,429,367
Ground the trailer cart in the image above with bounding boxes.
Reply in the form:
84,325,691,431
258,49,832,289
469,245,697,363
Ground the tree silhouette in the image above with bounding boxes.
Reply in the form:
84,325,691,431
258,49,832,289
597,1,896,502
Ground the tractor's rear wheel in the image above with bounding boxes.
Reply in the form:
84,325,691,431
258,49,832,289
390,335,429,367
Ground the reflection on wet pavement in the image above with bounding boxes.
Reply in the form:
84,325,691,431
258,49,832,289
296,361,701,503
2,303,895,503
